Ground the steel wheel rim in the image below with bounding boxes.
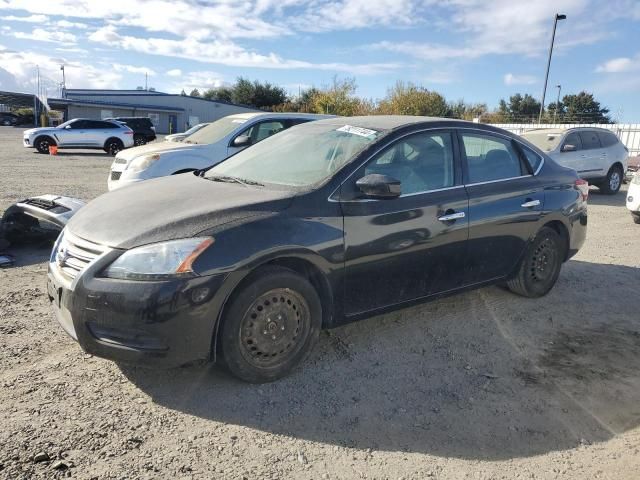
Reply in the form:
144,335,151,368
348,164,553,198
134,138,145,146
529,237,558,284
40,139,50,151
610,171,620,191
238,288,310,369
109,142,121,155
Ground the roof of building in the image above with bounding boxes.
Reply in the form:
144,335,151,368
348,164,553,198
48,97,184,112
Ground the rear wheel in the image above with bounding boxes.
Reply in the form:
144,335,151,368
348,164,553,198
105,138,124,156
218,266,321,383
133,135,147,146
507,227,564,298
35,136,55,154
599,165,623,195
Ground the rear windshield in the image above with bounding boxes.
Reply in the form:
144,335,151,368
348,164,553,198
520,131,563,152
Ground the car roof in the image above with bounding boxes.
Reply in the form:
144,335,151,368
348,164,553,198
522,127,615,135
310,115,503,133
225,112,334,121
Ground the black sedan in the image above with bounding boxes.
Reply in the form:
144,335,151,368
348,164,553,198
47,117,588,382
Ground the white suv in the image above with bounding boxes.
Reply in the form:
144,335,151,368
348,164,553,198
23,118,134,155
521,127,628,194
108,112,331,191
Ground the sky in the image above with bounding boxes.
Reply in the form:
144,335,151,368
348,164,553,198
1,0,640,120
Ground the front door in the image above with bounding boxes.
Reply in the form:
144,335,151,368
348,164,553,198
341,130,469,315
59,119,90,146
460,131,545,284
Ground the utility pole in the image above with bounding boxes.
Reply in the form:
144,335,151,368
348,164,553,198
553,84,562,123
539,13,567,123
60,64,66,97
35,65,40,127
145,72,148,91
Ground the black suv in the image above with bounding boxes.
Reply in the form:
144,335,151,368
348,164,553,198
0,112,18,126
109,117,156,146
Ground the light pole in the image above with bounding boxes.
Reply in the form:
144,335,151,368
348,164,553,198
553,84,562,123
538,13,566,123
60,64,66,97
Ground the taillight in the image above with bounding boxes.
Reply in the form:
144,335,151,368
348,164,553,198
575,178,589,201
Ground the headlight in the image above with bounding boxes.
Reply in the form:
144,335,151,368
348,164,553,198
128,153,160,172
103,238,213,280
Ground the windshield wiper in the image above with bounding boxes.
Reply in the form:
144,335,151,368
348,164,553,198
206,175,263,187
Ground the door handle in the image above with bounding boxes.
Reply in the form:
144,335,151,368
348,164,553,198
521,199,541,208
438,211,465,222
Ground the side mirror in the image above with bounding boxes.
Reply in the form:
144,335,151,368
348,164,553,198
64,125,72,129
356,174,401,199
232,135,251,148
562,144,577,152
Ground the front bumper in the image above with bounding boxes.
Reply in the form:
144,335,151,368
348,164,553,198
47,254,227,368
107,172,143,191
23,136,31,147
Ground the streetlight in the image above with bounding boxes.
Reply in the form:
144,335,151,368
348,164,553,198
538,13,567,123
553,84,562,123
60,64,66,97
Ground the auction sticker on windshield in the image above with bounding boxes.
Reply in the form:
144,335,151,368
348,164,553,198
336,125,378,138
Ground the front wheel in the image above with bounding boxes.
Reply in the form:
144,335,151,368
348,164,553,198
218,266,322,383
105,139,124,156
507,227,565,298
35,136,55,154
600,165,623,195
632,213,640,225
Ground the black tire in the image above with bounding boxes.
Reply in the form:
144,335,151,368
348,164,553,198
133,135,147,146
218,266,322,383
35,136,55,154
105,138,124,156
599,164,623,195
507,227,565,298
632,213,640,225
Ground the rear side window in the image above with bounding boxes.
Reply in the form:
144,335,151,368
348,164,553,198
562,132,582,151
461,133,524,183
519,144,543,173
597,131,619,148
579,131,602,150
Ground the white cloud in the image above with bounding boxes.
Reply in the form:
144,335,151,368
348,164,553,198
56,20,88,29
171,71,226,93
113,63,156,76
4,14,47,22
596,55,639,73
14,28,76,44
504,73,537,86
88,26,401,74
166,69,182,77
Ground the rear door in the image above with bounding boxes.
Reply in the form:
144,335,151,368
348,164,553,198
461,130,545,284
341,129,469,315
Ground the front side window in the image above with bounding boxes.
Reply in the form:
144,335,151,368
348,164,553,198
562,132,582,151
579,131,602,150
185,116,251,145
242,121,286,144
67,120,89,129
461,133,524,183
206,122,383,187
364,131,455,194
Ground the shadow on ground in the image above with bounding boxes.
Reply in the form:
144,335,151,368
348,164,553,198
587,187,628,207
121,260,640,461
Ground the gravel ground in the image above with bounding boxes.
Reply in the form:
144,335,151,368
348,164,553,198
1,126,639,480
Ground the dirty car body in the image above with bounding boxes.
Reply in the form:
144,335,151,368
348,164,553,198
47,117,588,380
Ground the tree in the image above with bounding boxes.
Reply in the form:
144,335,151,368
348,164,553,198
498,93,541,122
189,88,201,97
561,91,611,123
228,77,288,108
203,86,233,102
447,100,488,120
377,81,449,117
309,77,364,116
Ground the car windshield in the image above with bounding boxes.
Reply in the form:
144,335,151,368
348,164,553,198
205,122,384,187
521,131,563,152
183,123,208,136
184,116,251,144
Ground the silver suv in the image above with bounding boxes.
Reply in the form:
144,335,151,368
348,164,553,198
521,127,628,194
23,118,134,155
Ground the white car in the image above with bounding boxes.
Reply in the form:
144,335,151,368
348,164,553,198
23,118,134,155
108,112,331,191
627,173,640,224
164,122,210,142
521,127,628,194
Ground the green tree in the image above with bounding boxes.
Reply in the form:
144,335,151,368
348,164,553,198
447,100,488,120
561,91,611,123
310,77,364,116
189,88,201,97
377,81,449,117
498,93,541,122
202,86,233,102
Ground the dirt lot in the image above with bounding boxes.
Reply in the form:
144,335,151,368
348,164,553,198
1,126,639,480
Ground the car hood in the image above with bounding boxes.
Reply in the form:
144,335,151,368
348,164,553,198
115,140,209,162
66,174,295,249
24,127,60,135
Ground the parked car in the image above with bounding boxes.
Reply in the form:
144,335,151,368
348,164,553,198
107,112,331,191
107,117,156,146
48,116,588,383
0,112,18,126
23,118,134,155
520,127,628,194
626,173,640,224
625,155,640,182
165,122,210,142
